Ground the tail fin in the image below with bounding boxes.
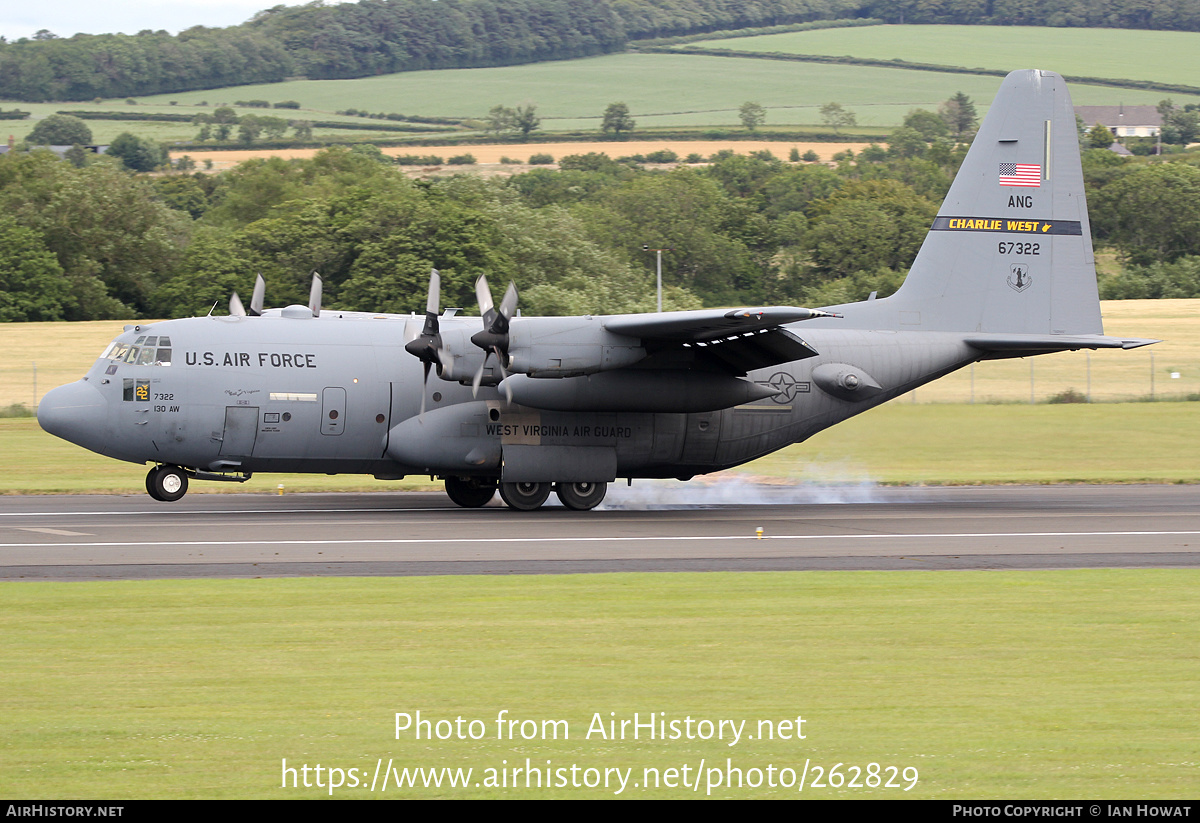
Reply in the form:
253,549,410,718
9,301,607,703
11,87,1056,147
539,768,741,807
843,70,1102,336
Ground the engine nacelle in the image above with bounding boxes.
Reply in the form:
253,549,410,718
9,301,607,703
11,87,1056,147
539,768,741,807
506,317,644,378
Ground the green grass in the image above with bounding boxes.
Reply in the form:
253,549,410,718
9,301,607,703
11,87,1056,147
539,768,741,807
6,401,1200,495
107,52,1200,131
7,34,1196,142
3,571,1197,797
691,25,1200,90
740,402,1200,485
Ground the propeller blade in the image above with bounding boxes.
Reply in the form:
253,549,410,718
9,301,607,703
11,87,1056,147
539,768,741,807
230,292,246,317
309,272,322,317
249,274,265,316
426,269,441,316
497,281,518,329
420,361,431,418
472,350,489,398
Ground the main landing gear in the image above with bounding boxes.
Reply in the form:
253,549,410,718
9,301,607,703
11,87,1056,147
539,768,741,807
443,476,498,508
443,478,608,511
145,465,189,502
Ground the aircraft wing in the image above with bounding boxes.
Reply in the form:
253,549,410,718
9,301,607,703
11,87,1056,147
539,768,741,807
603,306,830,373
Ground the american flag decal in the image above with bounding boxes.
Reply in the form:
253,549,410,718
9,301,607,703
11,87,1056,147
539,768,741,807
999,163,1041,187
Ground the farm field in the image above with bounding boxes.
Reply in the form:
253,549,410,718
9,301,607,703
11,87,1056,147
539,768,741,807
118,52,1195,131
689,25,1200,90
169,140,873,171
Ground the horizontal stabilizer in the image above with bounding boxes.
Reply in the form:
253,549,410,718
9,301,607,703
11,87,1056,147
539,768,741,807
966,334,1160,354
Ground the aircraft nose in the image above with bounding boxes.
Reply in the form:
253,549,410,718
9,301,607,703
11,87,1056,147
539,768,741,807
38,381,109,450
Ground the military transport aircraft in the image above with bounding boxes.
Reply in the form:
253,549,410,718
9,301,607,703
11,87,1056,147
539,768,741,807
38,70,1155,511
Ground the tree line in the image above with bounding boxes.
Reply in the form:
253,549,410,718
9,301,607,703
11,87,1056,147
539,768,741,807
3,102,1198,323
0,0,858,102
6,0,1199,103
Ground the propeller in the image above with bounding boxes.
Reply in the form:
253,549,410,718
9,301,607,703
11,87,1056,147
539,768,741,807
470,275,518,399
229,274,266,317
403,270,447,416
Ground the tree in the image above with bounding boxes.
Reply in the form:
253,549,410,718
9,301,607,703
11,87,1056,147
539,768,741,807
601,102,635,137
819,103,856,133
1158,100,1200,145
739,102,766,132
27,114,92,146
940,92,978,137
486,105,515,135
1092,162,1200,266
512,104,540,139
106,133,164,172
0,215,69,321
902,108,949,141
1088,123,1114,149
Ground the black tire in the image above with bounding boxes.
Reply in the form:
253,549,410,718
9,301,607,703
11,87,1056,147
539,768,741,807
444,476,497,508
153,466,189,502
145,466,164,501
555,481,607,511
499,481,551,511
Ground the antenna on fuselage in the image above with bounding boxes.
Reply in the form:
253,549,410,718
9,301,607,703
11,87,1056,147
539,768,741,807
309,272,322,317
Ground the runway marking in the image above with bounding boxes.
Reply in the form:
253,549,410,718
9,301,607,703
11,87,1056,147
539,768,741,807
4,530,1200,549
16,527,92,536
0,507,459,517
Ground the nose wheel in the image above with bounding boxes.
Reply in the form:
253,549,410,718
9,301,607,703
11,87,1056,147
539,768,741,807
146,465,189,502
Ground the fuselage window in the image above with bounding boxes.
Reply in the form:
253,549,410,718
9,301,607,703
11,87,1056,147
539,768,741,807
156,348,172,366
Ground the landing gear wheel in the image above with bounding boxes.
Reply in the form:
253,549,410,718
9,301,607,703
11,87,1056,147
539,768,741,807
152,465,189,502
499,481,551,511
555,481,607,511
145,466,164,501
444,476,497,508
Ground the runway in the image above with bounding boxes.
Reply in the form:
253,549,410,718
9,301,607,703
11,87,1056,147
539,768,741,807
3,483,1200,580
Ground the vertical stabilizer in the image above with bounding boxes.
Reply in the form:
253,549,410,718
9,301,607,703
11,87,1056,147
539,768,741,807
839,70,1102,336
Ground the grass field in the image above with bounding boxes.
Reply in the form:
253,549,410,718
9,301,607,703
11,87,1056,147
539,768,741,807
4,50,1178,138
691,25,1200,90
3,570,1197,798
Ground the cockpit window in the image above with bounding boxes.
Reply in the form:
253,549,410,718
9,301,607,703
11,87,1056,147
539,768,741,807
100,338,173,366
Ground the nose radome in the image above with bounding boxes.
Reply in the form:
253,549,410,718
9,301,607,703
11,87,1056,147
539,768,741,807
38,381,108,451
